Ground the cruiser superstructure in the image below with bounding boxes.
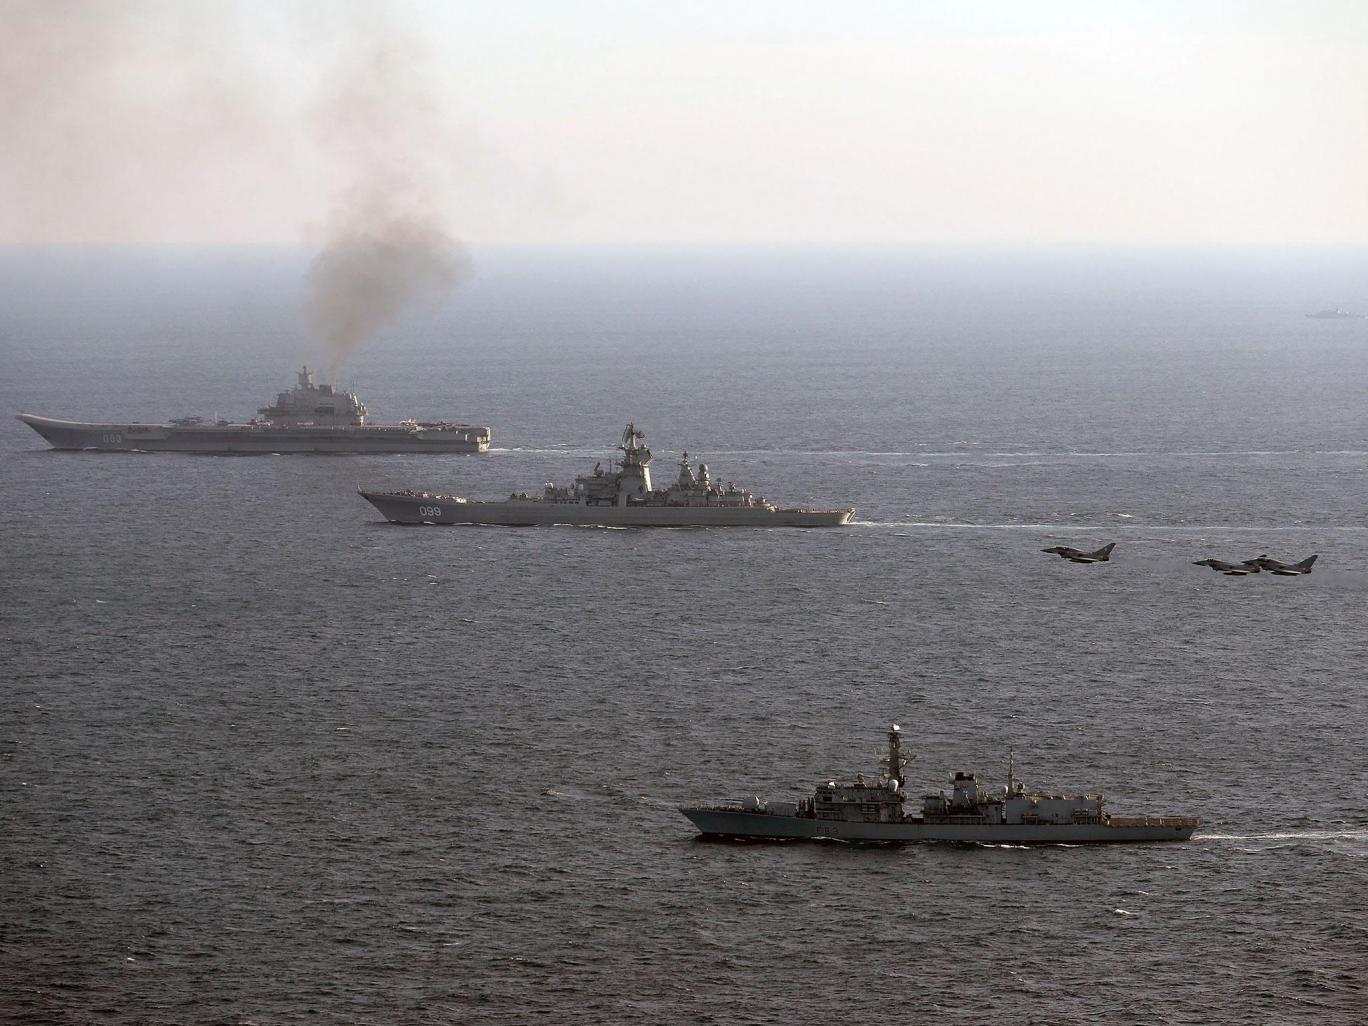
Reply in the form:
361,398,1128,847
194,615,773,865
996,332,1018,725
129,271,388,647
18,367,490,454
360,423,854,527
681,725,1200,844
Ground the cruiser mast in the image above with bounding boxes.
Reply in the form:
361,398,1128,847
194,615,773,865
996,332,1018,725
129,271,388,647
619,422,647,459
615,422,653,497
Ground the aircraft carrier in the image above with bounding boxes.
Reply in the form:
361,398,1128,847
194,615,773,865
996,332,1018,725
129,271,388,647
18,367,490,454
681,724,1200,844
360,423,854,527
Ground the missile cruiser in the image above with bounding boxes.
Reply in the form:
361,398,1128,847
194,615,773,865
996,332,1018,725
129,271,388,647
17,366,490,454
681,724,1200,844
360,423,854,527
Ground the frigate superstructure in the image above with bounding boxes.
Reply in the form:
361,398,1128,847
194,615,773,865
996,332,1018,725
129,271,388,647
17,367,490,454
359,423,854,527
681,724,1200,844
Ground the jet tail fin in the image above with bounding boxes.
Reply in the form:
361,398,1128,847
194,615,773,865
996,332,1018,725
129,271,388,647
1089,542,1116,561
1292,554,1318,572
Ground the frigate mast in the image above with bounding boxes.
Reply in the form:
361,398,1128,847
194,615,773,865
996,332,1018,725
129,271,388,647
881,723,908,790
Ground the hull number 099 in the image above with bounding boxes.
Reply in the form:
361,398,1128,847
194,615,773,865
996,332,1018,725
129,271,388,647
417,506,443,518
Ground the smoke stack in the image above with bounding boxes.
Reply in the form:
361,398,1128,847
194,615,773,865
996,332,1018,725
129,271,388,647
305,37,471,376
307,198,472,376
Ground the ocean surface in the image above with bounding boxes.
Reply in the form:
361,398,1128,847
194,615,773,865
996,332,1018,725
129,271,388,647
2,247,1367,1024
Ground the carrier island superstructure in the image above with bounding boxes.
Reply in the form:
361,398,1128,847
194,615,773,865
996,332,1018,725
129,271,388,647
360,423,854,527
681,725,1200,844
18,367,490,454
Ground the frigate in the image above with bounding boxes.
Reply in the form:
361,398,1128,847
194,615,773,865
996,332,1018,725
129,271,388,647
359,423,854,527
1305,308,1364,319
17,367,490,454
681,724,1200,844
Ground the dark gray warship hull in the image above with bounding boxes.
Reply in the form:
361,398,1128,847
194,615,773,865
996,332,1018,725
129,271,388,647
18,415,489,454
360,489,854,527
684,725,1201,848
682,807,1199,844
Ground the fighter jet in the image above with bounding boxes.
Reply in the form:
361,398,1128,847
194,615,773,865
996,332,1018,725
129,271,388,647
1041,542,1116,563
1193,558,1261,576
1242,554,1318,576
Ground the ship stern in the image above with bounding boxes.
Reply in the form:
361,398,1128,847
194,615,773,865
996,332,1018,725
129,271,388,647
679,806,819,840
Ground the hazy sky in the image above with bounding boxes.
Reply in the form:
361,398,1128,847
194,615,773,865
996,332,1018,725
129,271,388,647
4,0,1367,246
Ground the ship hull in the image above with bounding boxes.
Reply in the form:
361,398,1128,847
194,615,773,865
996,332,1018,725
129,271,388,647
681,808,1198,844
17,415,488,454
360,490,854,527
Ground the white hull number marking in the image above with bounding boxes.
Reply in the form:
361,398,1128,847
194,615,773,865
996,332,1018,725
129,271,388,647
416,506,443,518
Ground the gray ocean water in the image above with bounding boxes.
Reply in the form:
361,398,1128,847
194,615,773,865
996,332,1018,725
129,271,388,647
2,248,1367,1024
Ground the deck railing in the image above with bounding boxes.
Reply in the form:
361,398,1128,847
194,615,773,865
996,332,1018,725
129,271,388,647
1107,815,1201,828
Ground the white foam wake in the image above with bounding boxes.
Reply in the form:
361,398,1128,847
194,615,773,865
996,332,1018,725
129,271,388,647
1198,830,1368,841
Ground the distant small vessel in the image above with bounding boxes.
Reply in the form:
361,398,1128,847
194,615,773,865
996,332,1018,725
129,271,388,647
360,423,854,527
1306,308,1365,319
18,366,490,454
681,724,1200,844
